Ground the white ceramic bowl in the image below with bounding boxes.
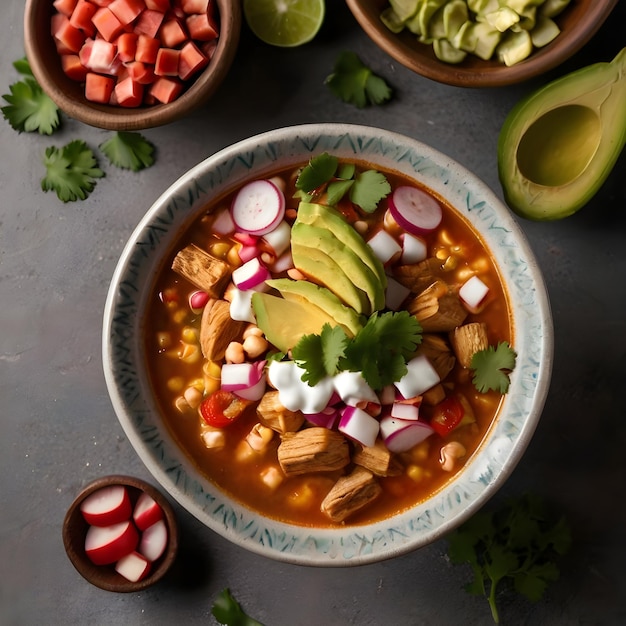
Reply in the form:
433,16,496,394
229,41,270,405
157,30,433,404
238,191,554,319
103,123,552,566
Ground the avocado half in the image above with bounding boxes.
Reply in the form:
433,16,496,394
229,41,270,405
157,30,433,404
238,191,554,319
498,47,626,221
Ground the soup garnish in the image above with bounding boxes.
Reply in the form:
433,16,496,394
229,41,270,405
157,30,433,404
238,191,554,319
147,153,516,527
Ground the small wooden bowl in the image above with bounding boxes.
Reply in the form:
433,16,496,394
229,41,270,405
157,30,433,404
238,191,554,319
23,0,241,130
346,0,620,87
62,475,179,592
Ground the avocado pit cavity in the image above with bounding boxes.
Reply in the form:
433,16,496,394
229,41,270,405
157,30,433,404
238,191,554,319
516,105,601,187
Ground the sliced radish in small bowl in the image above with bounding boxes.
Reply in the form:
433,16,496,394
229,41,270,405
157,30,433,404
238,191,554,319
230,179,286,236
389,186,443,236
80,484,132,527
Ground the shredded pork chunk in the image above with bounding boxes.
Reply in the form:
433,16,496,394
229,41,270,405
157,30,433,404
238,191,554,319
277,427,350,476
172,244,231,297
320,467,382,523
200,299,246,361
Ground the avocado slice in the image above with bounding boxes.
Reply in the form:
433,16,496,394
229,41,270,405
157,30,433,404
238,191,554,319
498,47,626,220
266,278,364,337
290,222,385,313
290,240,370,314
296,202,387,287
251,292,342,353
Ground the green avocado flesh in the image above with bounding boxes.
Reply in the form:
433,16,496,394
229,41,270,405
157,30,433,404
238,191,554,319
498,47,626,220
251,292,343,353
265,278,363,337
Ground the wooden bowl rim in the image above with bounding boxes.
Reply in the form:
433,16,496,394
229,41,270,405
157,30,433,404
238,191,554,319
23,0,241,130
62,475,179,592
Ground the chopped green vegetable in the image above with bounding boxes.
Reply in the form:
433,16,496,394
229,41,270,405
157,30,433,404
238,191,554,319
41,140,105,202
447,493,572,624
212,588,265,626
349,169,392,213
1,62,60,134
99,131,155,171
292,310,422,389
325,51,393,108
470,341,517,393
295,152,391,212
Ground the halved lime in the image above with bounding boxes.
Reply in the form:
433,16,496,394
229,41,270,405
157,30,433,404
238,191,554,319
243,0,325,47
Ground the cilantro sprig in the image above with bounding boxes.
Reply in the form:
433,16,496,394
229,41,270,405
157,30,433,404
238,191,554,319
470,342,517,393
295,152,391,213
212,588,264,626
325,51,393,108
291,311,422,390
447,493,572,623
1,57,60,135
99,131,155,171
41,140,104,203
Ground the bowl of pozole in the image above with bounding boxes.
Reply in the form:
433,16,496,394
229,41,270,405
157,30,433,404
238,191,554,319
103,123,552,565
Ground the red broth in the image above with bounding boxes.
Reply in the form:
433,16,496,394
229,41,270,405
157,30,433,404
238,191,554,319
145,158,512,528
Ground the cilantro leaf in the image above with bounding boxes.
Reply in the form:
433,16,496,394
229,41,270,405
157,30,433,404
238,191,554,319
470,341,517,393
99,131,155,171
349,169,391,213
292,324,348,385
447,493,572,624
1,76,60,135
325,51,393,108
212,588,264,626
326,179,354,206
13,57,34,76
41,140,105,202
295,152,338,192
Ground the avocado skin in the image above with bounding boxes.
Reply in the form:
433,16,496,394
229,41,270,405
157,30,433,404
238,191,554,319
498,47,626,221
291,222,385,313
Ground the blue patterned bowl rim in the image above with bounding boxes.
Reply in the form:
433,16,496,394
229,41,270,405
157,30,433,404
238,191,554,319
102,123,553,566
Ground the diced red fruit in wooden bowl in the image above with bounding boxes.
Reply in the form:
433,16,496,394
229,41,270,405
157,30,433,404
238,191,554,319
139,519,169,562
115,551,152,582
52,0,220,107
80,484,132,526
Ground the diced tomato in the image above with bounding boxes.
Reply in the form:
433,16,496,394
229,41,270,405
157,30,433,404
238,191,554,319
85,72,115,103
144,0,170,11
80,38,116,72
180,0,209,13
135,34,160,63
53,0,79,17
185,12,218,41
109,0,147,26
199,390,251,428
69,0,97,36
116,31,138,61
149,76,183,103
429,395,465,437
133,9,165,38
200,39,218,61
53,15,86,53
159,18,187,48
91,0,115,5
126,61,156,84
178,41,207,80
155,48,180,76
61,54,89,81
115,76,144,107
92,7,125,41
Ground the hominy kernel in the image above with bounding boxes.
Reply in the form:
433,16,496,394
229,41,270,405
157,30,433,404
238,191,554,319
167,376,185,392
442,255,458,271
181,326,198,343
407,465,426,482
210,242,231,259
178,343,201,364
156,332,171,349
174,396,190,413
172,309,187,325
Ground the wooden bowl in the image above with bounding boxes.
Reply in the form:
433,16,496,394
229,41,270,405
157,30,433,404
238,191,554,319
345,0,620,87
62,475,179,592
23,0,241,130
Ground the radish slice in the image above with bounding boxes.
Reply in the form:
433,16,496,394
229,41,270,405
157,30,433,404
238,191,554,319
211,208,235,235
380,416,434,453
232,257,270,291
262,220,291,257
385,275,411,311
238,244,259,263
115,551,152,583
389,186,443,235
400,233,428,264
139,519,168,562
394,355,440,399
305,407,339,429
338,406,380,448
189,290,209,313
85,520,139,565
234,369,267,401
390,402,420,421
231,179,285,236
133,492,164,531
221,362,258,391
80,485,132,527
367,229,402,265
